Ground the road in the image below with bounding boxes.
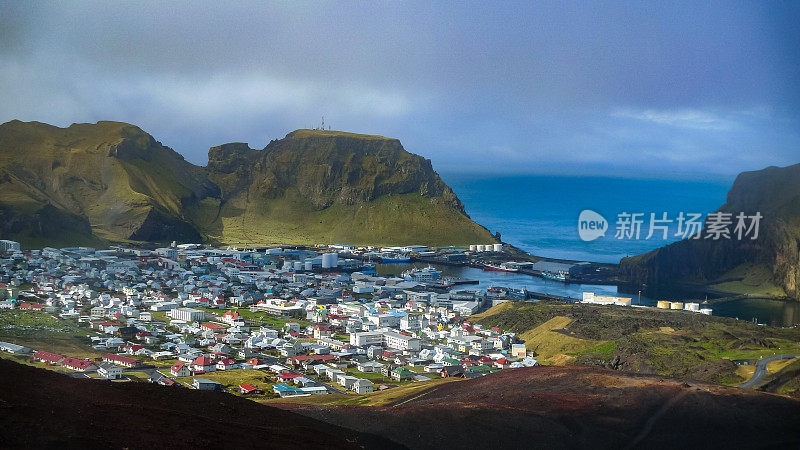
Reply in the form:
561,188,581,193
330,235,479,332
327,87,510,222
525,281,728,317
738,354,800,389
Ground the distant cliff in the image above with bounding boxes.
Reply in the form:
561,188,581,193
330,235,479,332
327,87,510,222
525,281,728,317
0,121,495,247
619,163,800,299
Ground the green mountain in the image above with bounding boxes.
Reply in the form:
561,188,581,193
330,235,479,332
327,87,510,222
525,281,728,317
0,120,495,247
619,163,800,299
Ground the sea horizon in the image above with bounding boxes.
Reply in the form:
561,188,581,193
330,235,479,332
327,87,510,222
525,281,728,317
443,173,733,263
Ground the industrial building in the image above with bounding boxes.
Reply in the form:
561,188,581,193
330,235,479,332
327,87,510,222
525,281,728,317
581,292,632,306
0,240,20,253
168,307,206,322
349,330,421,351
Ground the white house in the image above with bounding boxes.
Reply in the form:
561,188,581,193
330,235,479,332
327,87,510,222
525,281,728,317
98,363,123,379
352,378,373,394
170,362,192,377
383,331,421,351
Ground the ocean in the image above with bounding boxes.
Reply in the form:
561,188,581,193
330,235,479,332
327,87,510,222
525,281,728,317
424,174,800,326
444,174,733,263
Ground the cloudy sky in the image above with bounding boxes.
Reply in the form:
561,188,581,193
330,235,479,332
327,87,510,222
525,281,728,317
1,1,798,178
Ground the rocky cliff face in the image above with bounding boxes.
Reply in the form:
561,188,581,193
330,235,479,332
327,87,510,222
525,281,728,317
0,121,494,247
207,129,466,210
619,163,800,299
200,129,492,245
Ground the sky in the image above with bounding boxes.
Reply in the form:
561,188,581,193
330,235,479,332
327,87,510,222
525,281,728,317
1,1,799,179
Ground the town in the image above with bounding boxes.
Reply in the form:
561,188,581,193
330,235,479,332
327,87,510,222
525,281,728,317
0,239,542,400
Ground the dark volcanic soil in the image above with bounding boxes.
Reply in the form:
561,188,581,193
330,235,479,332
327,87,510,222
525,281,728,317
280,365,800,449
0,358,401,449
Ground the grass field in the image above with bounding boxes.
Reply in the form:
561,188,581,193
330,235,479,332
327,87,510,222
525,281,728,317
174,369,273,388
767,356,800,374
0,352,71,371
199,190,495,247
264,377,459,407
518,316,604,362
173,368,279,399
199,307,311,329
0,310,103,358
472,300,800,386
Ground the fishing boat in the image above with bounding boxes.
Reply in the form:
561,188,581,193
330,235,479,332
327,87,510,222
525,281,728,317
481,262,519,273
435,279,456,288
485,286,508,298
380,252,411,263
402,265,442,282
540,270,568,282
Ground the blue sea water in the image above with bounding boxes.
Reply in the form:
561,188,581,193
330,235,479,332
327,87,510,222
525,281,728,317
379,174,799,326
444,174,733,263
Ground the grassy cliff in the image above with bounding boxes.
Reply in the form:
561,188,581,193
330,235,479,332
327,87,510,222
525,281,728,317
200,129,494,245
0,121,495,247
619,163,800,299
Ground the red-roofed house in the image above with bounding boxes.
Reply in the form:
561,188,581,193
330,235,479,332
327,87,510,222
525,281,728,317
33,351,64,365
221,310,245,326
19,302,44,310
244,357,261,367
239,383,262,395
95,322,118,333
135,330,152,340
277,372,301,382
313,325,332,339
379,351,398,361
60,357,97,372
192,356,216,372
201,323,226,331
170,362,191,377
123,344,145,355
286,354,313,367
494,358,512,369
102,353,142,368
216,358,238,370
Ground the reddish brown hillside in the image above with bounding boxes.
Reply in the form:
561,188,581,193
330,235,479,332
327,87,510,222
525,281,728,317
281,365,800,449
0,359,401,449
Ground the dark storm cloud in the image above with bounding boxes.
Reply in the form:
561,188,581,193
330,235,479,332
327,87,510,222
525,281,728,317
0,0,798,176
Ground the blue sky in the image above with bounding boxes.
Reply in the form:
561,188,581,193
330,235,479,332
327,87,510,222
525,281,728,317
1,1,798,178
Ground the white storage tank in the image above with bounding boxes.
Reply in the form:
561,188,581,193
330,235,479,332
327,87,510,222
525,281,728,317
684,302,700,312
282,260,292,270
304,260,313,271
293,261,302,270
487,244,495,252
493,243,503,252
469,245,477,251
476,245,484,252
321,253,339,268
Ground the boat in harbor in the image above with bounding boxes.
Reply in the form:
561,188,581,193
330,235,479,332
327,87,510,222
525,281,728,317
540,270,568,282
380,254,412,263
402,265,442,282
481,263,519,273
444,276,479,285
486,286,509,298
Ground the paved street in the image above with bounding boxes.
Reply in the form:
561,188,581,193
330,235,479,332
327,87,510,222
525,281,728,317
738,354,800,389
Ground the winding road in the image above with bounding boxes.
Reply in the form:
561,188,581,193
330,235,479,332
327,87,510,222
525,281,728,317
738,354,800,389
